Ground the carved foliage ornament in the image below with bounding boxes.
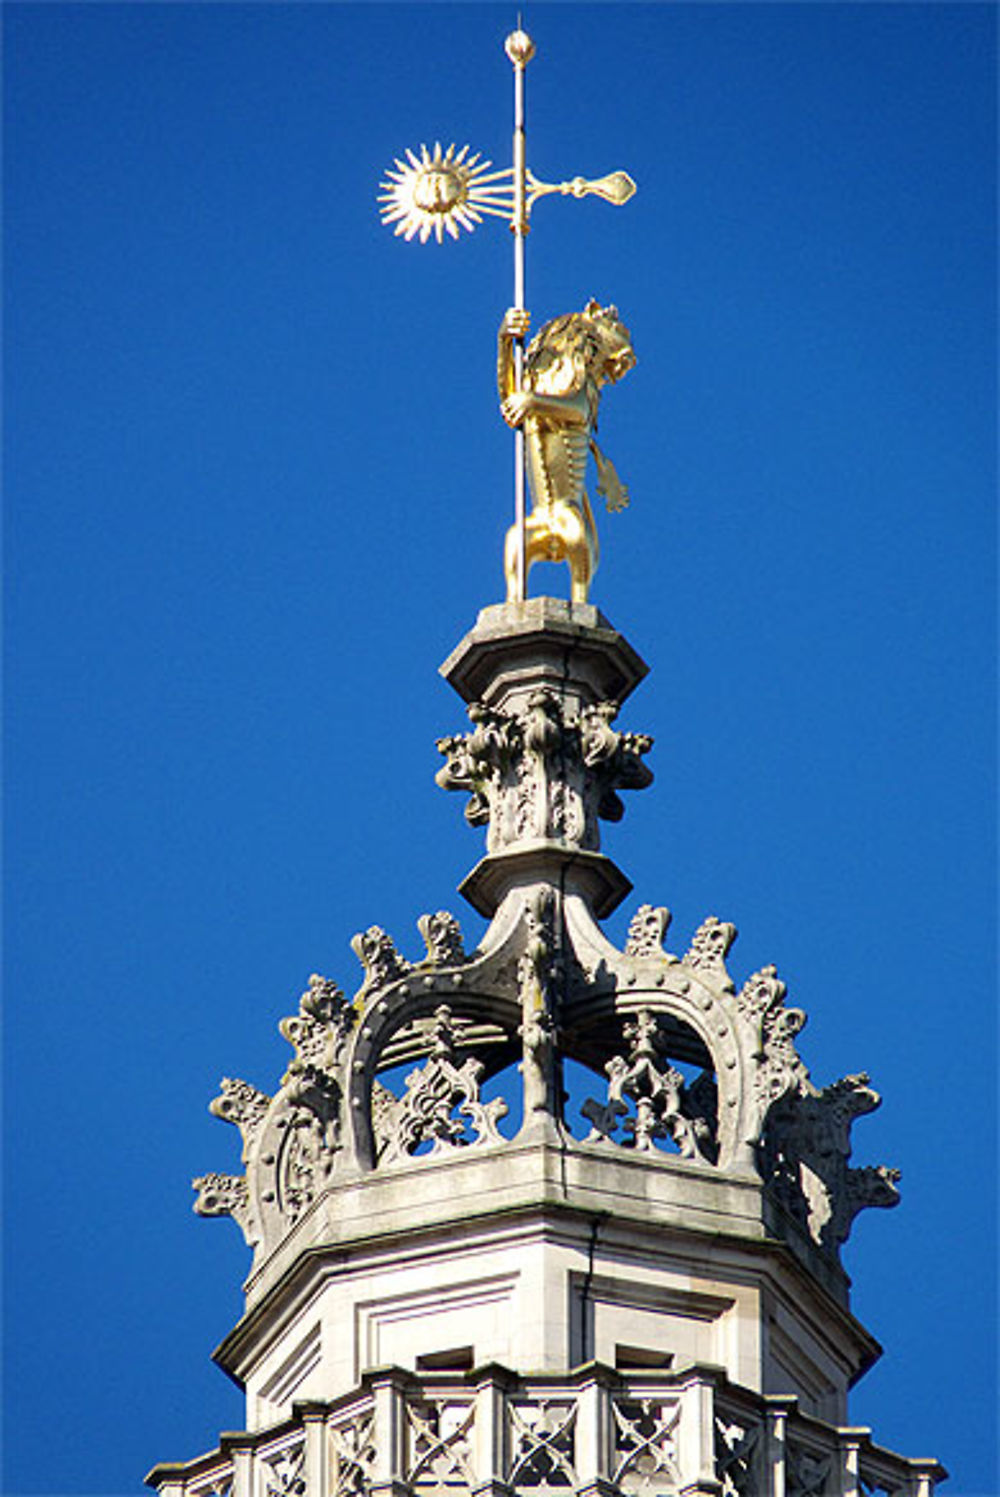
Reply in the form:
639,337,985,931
279,975,354,1141
736,966,808,1109
624,904,673,960
436,691,651,854
418,911,467,967
352,926,412,992
518,888,563,1125
191,895,896,1269
683,916,737,988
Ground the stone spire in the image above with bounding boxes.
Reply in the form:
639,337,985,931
149,596,943,1497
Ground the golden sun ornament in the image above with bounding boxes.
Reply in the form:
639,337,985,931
378,142,514,243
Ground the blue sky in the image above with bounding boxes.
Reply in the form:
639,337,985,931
4,4,996,1493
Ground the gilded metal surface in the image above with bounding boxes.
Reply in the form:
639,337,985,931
378,156,638,240
526,168,637,209
504,28,536,68
378,142,515,243
376,30,638,603
498,304,635,604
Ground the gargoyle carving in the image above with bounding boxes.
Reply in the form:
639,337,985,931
761,1072,901,1253
192,1172,255,1246
209,1078,271,1161
498,302,635,603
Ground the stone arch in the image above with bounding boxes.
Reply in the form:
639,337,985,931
562,978,757,1170
344,973,522,1171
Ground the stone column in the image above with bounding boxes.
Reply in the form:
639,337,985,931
764,1396,795,1497
471,1364,517,1497
301,1403,329,1497
573,1365,615,1497
677,1373,723,1496
367,1368,413,1497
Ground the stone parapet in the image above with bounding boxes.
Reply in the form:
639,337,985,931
145,1362,946,1497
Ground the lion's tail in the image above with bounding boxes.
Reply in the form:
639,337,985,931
590,438,630,513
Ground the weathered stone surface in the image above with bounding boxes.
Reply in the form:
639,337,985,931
440,598,648,716
174,607,925,1490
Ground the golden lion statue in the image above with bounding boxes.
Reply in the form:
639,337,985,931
499,301,635,604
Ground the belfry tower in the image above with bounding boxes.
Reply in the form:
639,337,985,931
146,30,944,1497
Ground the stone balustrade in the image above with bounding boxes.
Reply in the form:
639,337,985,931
146,1362,944,1497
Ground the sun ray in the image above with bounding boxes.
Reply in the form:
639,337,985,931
378,142,514,243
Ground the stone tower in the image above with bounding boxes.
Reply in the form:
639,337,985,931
147,595,945,1497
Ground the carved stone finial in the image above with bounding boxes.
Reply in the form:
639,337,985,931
350,926,412,994
684,916,737,988
301,973,346,1024
735,967,808,1108
624,904,673,959
279,974,354,1094
417,910,467,967
737,964,786,1018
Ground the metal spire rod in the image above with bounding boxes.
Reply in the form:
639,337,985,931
505,26,535,603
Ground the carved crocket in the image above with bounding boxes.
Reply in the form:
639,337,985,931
498,302,635,604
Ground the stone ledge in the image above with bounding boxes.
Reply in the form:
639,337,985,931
441,597,648,711
460,843,633,919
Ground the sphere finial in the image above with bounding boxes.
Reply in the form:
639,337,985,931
505,28,536,68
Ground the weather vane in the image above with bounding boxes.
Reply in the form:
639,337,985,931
378,27,636,605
